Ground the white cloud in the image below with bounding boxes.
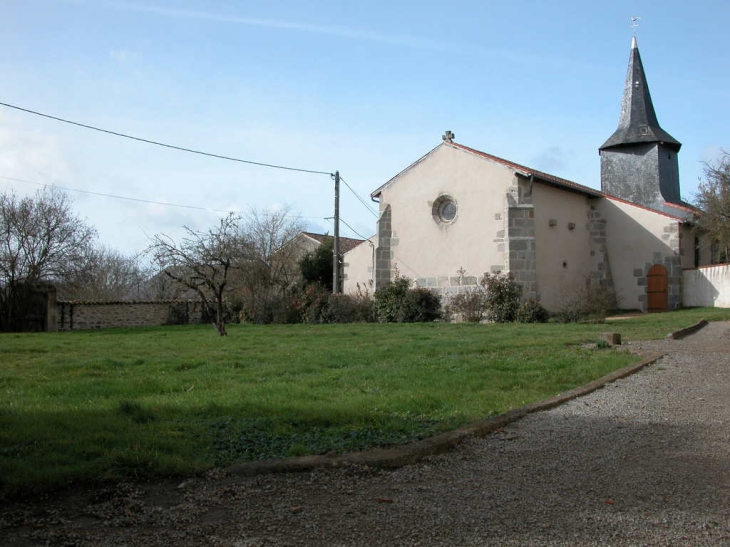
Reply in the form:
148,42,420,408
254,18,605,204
0,113,75,195
530,145,568,175
700,145,726,165
101,1,461,53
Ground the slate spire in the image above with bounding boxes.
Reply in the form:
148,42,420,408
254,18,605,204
600,37,681,151
599,37,683,208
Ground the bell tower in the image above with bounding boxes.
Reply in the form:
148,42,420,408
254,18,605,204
599,37,682,208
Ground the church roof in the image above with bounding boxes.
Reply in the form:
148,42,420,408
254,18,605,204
370,141,602,199
449,142,603,197
600,37,681,152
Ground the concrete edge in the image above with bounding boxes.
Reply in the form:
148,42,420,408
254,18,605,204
227,351,665,477
665,318,708,340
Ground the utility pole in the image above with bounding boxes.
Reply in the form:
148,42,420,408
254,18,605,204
333,170,340,294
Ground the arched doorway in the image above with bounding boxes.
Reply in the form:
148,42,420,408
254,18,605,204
646,265,668,313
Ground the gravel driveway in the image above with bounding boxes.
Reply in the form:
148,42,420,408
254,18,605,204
3,322,730,546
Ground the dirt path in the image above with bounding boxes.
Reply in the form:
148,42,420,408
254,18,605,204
3,322,730,546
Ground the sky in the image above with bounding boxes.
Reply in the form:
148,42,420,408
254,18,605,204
1,0,729,256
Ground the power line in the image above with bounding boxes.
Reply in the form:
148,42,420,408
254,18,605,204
339,175,378,217
339,217,372,241
0,174,326,219
323,216,374,242
0,101,333,177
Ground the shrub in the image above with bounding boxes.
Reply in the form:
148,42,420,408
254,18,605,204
450,288,490,323
374,277,441,323
292,284,375,324
373,277,410,323
481,272,522,323
554,283,617,323
516,298,549,323
270,295,302,324
322,293,375,323
446,271,523,323
401,288,442,322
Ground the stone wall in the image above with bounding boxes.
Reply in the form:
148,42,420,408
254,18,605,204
374,205,393,290
56,300,204,331
506,177,537,300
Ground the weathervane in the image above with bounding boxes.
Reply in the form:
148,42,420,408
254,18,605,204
630,16,641,36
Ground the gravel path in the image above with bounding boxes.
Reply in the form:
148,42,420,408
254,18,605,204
3,322,730,546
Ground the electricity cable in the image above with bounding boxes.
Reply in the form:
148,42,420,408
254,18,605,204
0,101,332,176
339,175,378,217
0,174,326,219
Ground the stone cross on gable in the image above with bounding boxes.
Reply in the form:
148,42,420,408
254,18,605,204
442,130,455,143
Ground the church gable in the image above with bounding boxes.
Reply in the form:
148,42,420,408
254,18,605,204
372,143,522,289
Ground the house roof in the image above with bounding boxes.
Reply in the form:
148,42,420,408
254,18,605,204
301,232,365,254
371,141,603,199
600,37,681,152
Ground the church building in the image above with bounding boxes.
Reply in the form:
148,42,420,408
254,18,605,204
343,38,712,312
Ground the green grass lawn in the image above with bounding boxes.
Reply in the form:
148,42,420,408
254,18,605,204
1,307,728,496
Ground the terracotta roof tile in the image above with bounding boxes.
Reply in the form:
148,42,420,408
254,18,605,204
301,232,365,254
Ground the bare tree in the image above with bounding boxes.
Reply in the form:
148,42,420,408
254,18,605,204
0,188,96,331
243,206,307,292
147,213,253,331
59,246,152,301
228,207,306,323
694,152,730,263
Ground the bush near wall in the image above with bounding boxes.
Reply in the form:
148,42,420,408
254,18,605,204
374,277,441,323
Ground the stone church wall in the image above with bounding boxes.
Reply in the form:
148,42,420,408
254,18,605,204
55,300,204,331
531,183,597,309
598,197,683,311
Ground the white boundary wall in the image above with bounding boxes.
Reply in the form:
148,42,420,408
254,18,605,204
683,264,730,308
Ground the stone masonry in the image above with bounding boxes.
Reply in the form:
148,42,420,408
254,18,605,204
505,177,537,300
56,300,204,331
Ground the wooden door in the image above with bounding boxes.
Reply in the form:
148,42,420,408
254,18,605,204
646,265,668,313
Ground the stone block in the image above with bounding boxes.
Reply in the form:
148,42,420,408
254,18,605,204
518,271,536,282
633,268,643,277
599,332,622,346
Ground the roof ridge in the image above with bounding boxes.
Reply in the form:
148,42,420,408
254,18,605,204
450,142,602,197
